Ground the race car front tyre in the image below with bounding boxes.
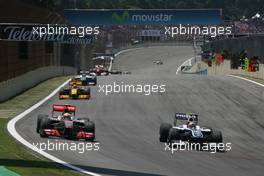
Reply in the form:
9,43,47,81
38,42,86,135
84,121,95,133
168,128,181,143
39,117,50,138
159,123,172,142
208,130,223,143
36,114,48,133
85,87,91,95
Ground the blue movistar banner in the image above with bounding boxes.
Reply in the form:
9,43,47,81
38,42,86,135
64,9,222,26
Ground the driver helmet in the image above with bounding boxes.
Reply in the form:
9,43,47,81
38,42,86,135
187,117,195,128
72,83,77,88
62,112,71,120
187,122,196,128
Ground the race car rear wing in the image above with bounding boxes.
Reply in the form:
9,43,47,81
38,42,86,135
79,70,89,74
175,113,198,121
53,104,76,113
70,80,83,86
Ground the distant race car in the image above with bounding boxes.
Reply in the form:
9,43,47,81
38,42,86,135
59,85,90,99
122,71,131,74
36,104,95,141
109,69,122,75
89,65,109,76
153,60,163,65
159,113,223,143
70,71,97,86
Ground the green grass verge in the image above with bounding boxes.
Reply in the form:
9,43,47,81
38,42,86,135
0,76,83,176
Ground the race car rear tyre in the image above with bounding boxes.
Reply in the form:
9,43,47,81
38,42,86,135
84,121,95,141
159,123,172,142
202,126,213,136
39,117,50,138
85,87,91,95
208,130,223,143
36,114,48,133
82,81,88,86
168,128,181,143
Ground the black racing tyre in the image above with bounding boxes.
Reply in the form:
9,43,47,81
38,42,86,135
59,89,69,99
76,89,81,96
168,128,181,143
36,114,48,133
82,81,88,86
201,126,213,136
84,121,95,141
85,87,91,95
58,90,64,99
84,121,95,133
39,117,50,138
159,123,172,142
58,90,62,95
208,130,223,143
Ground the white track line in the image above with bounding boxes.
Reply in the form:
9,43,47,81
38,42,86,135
114,47,143,57
108,48,142,72
7,79,102,176
228,75,264,88
108,57,114,72
108,47,145,72
176,57,193,75
6,47,197,176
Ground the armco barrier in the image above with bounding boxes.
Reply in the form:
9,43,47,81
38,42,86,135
0,66,76,102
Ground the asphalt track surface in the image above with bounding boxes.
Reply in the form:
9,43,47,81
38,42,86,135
16,46,264,176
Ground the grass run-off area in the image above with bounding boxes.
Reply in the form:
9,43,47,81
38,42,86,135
0,76,83,176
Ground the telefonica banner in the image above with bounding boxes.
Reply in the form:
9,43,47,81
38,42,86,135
0,24,94,44
64,9,222,26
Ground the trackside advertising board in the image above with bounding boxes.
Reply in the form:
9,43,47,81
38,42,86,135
0,24,95,44
64,9,222,26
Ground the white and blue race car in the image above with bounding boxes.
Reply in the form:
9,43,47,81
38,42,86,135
70,71,97,86
159,113,222,143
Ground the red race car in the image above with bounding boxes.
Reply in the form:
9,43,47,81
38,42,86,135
89,65,109,76
36,104,95,141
